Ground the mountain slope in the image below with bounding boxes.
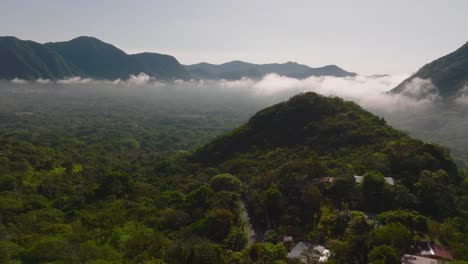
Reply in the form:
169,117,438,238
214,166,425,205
0,36,80,79
391,41,468,98
45,36,133,79
185,61,356,80
193,92,460,229
0,36,189,80
130,52,189,80
195,92,454,172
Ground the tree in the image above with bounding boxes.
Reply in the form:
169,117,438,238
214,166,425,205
361,171,386,210
301,185,321,224
328,176,357,208
124,232,171,262
376,210,428,234
193,209,235,242
97,171,134,198
210,174,242,193
415,170,457,217
246,243,287,263
186,185,215,211
362,172,385,195
344,212,373,263
368,245,399,264
167,237,227,264
259,187,283,222
371,223,412,253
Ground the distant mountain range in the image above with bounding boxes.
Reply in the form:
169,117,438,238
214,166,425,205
391,41,468,99
0,36,356,81
184,61,356,80
0,36,189,80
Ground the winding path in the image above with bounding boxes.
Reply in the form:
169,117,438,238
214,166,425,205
240,201,256,246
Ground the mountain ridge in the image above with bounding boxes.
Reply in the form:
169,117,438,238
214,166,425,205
185,60,356,80
0,36,189,80
390,41,468,98
1,36,357,81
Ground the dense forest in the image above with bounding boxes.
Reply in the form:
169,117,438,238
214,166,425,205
0,82,467,264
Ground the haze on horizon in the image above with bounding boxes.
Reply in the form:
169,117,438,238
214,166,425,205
1,0,468,75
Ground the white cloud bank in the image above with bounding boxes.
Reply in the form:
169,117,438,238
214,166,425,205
9,72,457,114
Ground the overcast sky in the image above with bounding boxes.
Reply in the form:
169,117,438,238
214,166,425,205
1,0,467,75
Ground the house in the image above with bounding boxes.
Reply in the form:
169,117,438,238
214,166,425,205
319,177,335,184
354,175,395,185
409,242,453,261
287,242,330,263
282,236,294,250
401,254,448,264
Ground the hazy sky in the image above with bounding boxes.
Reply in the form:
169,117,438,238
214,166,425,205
1,0,467,75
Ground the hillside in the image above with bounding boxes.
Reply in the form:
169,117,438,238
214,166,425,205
0,36,80,79
391,41,468,98
195,92,457,178
0,36,189,80
185,61,356,80
194,92,462,228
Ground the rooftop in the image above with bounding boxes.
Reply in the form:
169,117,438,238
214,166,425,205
401,254,448,264
354,175,395,185
411,242,453,261
287,242,330,263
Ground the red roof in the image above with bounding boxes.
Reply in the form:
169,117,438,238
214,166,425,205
413,242,453,260
431,244,453,260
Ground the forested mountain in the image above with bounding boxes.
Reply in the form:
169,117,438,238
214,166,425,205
390,41,468,98
185,61,356,80
0,36,189,80
0,37,80,80
193,92,468,262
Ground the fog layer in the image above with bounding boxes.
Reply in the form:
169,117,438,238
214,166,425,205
5,73,468,164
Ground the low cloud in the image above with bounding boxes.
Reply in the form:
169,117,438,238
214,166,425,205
8,73,450,115
398,78,440,101
455,85,468,105
5,73,468,165
36,78,52,84
56,77,93,84
199,73,440,113
11,78,28,84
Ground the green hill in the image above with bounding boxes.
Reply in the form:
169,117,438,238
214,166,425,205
195,92,457,178
391,41,468,98
194,92,461,229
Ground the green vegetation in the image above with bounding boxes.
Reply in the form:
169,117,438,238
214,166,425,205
0,87,467,263
194,92,468,262
391,41,468,98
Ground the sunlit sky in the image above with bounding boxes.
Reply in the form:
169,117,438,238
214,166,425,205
1,0,467,75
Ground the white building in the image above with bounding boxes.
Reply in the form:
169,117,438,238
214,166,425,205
354,175,395,185
287,242,330,263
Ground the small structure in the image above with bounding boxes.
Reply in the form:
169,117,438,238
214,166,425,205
319,177,335,184
282,236,294,251
354,175,395,185
287,242,330,263
409,242,453,261
401,254,447,264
